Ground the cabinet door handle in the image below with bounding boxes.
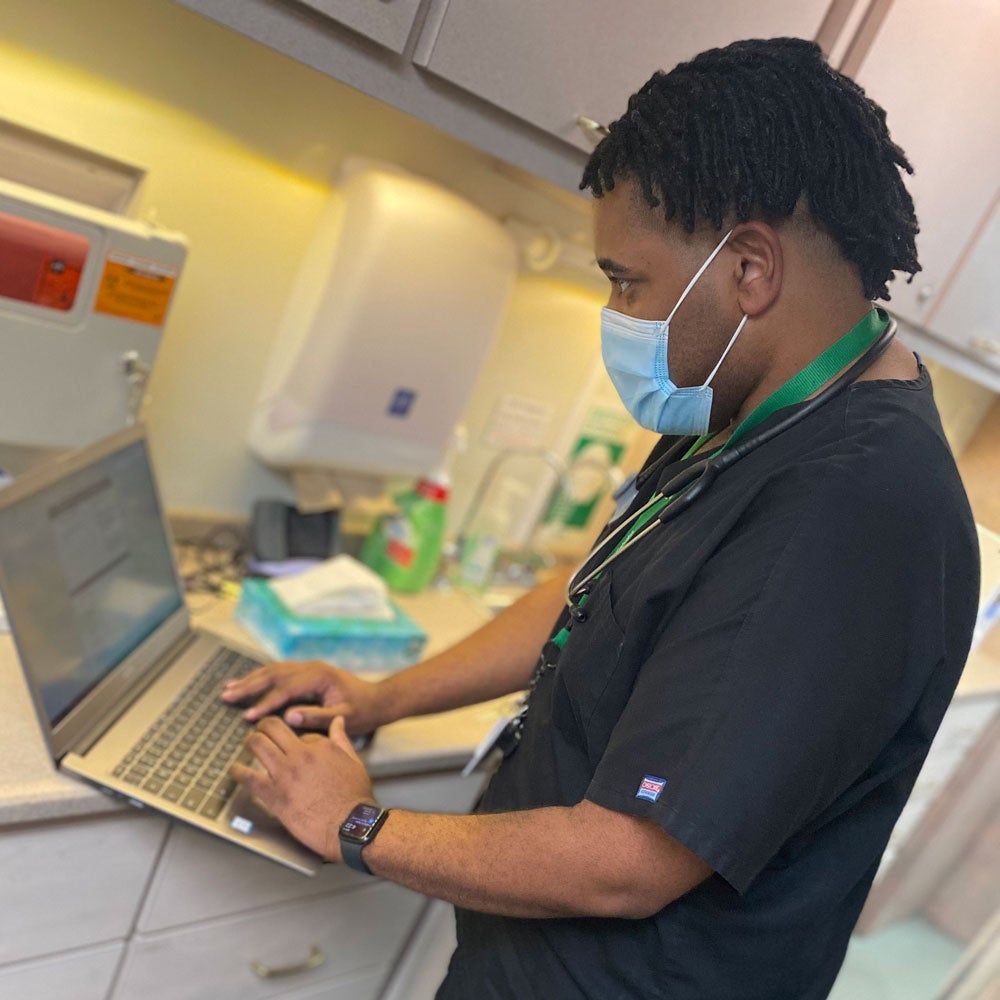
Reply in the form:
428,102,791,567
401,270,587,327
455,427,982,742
576,115,610,138
971,337,1000,362
250,944,325,979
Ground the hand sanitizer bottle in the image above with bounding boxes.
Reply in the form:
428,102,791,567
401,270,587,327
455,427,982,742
454,478,527,591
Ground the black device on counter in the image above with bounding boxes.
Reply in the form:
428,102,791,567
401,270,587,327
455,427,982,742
251,499,340,561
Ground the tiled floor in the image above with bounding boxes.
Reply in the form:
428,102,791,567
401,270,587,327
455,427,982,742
828,918,967,1000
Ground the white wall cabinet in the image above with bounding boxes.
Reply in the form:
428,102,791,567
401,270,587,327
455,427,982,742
852,0,1000,332
172,0,1000,389
0,768,485,1000
295,0,423,55
413,0,832,152
921,195,1000,379
170,0,840,194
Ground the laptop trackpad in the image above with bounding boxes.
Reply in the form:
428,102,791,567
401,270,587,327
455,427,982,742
223,784,324,873
226,782,283,834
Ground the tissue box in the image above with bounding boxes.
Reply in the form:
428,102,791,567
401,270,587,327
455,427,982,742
235,578,427,671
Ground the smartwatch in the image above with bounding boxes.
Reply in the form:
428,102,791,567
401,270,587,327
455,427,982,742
338,802,390,875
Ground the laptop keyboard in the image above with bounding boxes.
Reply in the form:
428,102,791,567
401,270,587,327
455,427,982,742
112,648,257,820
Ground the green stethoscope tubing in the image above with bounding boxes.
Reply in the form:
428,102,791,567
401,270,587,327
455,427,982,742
556,309,898,642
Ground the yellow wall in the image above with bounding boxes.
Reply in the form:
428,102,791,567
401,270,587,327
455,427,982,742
448,276,650,541
0,0,594,517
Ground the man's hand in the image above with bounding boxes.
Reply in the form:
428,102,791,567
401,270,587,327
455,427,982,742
222,660,384,734
231,716,375,861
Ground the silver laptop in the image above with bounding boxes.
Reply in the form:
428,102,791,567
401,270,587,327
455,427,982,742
0,425,322,875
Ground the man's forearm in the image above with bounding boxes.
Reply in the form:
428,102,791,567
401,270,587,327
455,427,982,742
233,719,713,921
375,569,571,724
361,801,711,920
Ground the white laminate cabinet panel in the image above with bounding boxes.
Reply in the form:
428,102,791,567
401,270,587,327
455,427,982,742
0,813,167,964
855,0,1000,328
295,0,423,55
139,771,484,932
379,898,456,1000
137,822,370,933
0,941,124,1000
876,695,1000,875
414,0,832,151
172,0,590,193
924,195,1000,372
116,882,425,1000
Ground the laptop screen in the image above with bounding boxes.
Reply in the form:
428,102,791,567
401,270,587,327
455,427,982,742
0,438,183,725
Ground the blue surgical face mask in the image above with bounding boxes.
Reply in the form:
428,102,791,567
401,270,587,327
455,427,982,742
601,229,749,436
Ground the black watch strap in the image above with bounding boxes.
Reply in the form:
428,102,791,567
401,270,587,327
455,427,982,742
341,837,374,875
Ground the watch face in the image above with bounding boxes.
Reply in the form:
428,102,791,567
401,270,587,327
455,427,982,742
340,803,383,842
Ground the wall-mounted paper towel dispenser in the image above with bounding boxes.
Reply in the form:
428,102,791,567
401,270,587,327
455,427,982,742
248,164,518,480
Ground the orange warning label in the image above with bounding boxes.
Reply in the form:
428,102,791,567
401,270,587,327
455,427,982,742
94,252,178,326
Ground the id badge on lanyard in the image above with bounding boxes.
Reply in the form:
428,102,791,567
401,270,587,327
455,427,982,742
462,716,516,776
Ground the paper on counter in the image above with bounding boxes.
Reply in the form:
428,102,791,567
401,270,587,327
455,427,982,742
269,554,394,620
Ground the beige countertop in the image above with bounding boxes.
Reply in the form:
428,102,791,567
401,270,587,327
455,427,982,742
2,576,998,829
0,586,506,828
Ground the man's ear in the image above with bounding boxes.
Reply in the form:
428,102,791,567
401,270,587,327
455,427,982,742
727,222,783,318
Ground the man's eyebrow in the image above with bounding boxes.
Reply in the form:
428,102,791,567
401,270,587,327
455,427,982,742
596,257,631,273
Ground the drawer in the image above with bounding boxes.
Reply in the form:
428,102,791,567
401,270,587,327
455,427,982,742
0,941,123,1000
138,821,371,933
116,881,425,1000
0,813,167,964
245,966,386,1000
380,898,455,1000
139,770,483,931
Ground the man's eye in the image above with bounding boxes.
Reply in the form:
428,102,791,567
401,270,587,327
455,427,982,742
612,277,632,294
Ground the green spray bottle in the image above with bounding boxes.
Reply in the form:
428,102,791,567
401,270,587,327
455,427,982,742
361,471,449,593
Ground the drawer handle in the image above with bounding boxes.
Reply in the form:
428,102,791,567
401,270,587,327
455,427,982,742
971,337,1000,360
250,944,325,979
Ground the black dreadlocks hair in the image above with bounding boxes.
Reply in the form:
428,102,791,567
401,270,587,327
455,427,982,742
580,37,920,301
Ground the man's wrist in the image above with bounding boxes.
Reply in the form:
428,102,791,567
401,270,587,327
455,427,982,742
338,800,390,875
373,673,409,726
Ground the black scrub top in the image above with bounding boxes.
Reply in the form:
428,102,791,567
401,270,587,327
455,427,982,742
436,366,980,1000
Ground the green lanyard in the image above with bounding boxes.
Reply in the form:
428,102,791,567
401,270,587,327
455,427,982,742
550,308,889,650
617,307,888,549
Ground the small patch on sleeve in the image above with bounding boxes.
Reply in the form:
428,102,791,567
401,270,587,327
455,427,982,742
636,775,666,802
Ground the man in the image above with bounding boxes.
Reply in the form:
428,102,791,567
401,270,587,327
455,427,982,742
224,38,980,999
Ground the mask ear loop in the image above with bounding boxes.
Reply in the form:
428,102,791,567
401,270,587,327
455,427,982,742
701,313,749,388
664,228,734,325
